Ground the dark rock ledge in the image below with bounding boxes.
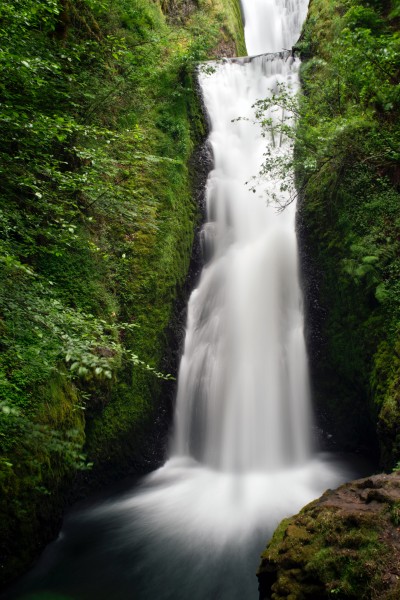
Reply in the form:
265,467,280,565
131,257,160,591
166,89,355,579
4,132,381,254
258,473,400,599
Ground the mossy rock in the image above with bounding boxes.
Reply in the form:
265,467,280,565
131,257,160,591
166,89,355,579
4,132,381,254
258,473,400,599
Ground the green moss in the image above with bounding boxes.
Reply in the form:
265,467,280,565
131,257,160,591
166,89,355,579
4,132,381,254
260,503,391,599
295,0,400,466
0,0,245,586
0,372,85,585
389,500,400,525
213,0,247,55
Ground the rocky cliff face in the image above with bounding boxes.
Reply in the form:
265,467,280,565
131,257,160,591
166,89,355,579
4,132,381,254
258,473,400,599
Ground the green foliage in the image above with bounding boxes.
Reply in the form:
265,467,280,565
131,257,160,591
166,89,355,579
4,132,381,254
0,0,245,586
253,0,400,464
241,82,299,209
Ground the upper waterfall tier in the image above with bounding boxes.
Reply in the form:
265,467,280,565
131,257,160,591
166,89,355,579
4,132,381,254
242,0,309,56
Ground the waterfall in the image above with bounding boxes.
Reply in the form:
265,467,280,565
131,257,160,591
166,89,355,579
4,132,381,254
172,0,312,475
13,2,367,599
242,0,309,55
105,0,354,577
96,0,355,588
173,52,311,472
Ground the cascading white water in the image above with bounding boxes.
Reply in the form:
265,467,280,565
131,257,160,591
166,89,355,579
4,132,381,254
173,52,311,472
242,0,309,55
172,0,312,475
17,3,370,599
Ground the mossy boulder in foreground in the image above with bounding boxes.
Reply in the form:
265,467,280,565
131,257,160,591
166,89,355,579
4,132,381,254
258,473,400,599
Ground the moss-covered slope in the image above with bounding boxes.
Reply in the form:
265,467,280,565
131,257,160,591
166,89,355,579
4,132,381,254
293,0,400,466
0,0,244,587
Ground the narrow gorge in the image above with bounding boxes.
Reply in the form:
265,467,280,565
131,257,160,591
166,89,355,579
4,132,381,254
1,0,400,598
